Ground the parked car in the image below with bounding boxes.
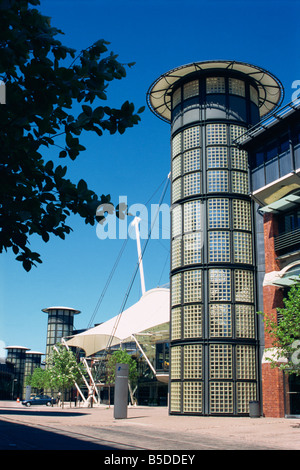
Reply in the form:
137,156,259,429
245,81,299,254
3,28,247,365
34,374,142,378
22,395,56,407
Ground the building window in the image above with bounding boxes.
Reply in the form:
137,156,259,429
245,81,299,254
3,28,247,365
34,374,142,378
231,147,248,171
171,238,181,269
172,177,182,203
208,231,230,262
236,345,256,380
207,146,228,168
183,232,202,265
209,269,231,301
208,170,229,192
206,77,226,94
210,382,234,414
250,85,259,105
184,270,202,303
232,171,249,194
183,304,202,338
230,124,246,144
233,199,251,231
234,269,254,302
183,172,201,197
172,154,181,181
209,304,232,337
171,346,181,380
183,148,201,173
235,304,255,338
183,80,199,100
209,344,233,379
171,273,181,306
206,124,227,145
233,231,252,264
172,133,182,157
237,382,257,414
170,382,181,412
183,382,203,413
183,200,203,233
172,205,182,238
183,126,201,150
208,198,230,229
171,307,181,340
184,344,202,379
172,88,181,108
229,78,245,97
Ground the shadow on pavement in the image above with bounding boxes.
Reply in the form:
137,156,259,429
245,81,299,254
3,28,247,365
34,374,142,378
0,408,87,417
0,419,120,450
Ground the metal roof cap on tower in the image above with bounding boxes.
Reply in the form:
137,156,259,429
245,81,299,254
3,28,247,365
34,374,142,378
42,306,81,314
147,60,284,122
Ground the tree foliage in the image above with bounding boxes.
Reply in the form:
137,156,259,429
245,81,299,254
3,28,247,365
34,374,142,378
46,344,86,407
0,0,144,270
260,280,300,375
106,348,138,387
25,366,50,390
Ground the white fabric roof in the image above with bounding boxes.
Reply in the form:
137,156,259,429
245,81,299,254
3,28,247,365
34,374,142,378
66,287,170,357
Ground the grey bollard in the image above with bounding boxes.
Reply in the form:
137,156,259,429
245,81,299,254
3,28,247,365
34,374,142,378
114,363,129,419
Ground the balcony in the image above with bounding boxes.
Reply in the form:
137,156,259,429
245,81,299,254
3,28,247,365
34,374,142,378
274,227,300,253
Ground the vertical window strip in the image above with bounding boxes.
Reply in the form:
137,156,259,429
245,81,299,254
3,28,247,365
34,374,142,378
183,80,199,100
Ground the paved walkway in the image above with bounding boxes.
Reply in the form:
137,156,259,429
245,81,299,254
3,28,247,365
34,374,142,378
0,401,300,450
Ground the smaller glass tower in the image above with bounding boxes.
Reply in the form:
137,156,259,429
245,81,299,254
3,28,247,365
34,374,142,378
42,306,81,361
5,345,30,399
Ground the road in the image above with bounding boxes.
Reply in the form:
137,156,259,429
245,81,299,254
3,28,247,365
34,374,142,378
1,401,300,452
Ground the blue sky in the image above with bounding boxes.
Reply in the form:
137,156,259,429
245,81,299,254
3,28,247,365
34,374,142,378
1,0,300,358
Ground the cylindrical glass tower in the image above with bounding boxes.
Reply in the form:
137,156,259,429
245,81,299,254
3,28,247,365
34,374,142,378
42,306,81,361
5,345,30,399
147,60,283,415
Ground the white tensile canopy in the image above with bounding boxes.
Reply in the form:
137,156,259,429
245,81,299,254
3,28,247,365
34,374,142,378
66,287,170,357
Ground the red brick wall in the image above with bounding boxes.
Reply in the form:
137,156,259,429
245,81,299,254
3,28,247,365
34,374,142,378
262,213,285,417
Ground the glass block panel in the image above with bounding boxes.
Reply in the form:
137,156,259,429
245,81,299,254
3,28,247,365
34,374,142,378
171,346,181,380
171,307,181,341
183,172,201,197
183,126,201,150
210,382,234,414
234,269,254,302
183,148,201,173
206,77,226,94
183,304,202,338
207,170,229,192
236,345,256,380
184,344,202,379
206,124,227,145
230,125,246,144
170,382,181,412
171,273,181,306
183,382,203,413
207,147,228,168
250,85,259,106
184,269,202,303
172,178,182,203
231,147,248,171
172,132,182,158
184,80,199,100
172,204,182,238
183,200,203,233
208,198,230,229
208,231,230,262
209,304,232,337
209,269,231,301
235,304,255,338
233,231,252,264
210,344,233,379
236,382,257,414
184,232,202,265
229,78,245,97
172,154,181,180
232,171,249,194
232,199,251,231
172,88,181,108
171,237,182,270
